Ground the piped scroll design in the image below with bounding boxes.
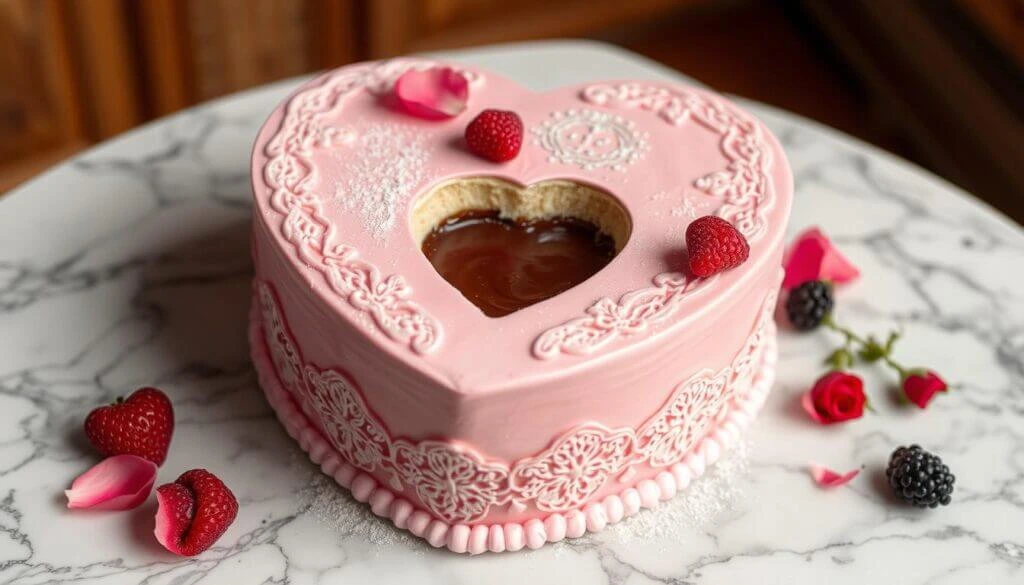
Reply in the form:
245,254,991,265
259,280,777,524
260,59,478,355
531,83,776,360
581,82,774,241
533,272,714,359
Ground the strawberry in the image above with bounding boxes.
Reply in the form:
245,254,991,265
685,215,750,277
84,387,174,466
465,109,523,162
155,469,238,556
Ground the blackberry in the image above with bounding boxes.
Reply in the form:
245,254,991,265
785,280,834,331
885,445,955,508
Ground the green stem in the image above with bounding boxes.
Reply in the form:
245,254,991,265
822,313,908,378
822,314,867,345
881,355,908,378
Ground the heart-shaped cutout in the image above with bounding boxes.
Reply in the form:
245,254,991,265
414,177,631,317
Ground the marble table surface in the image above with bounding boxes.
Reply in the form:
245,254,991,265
2,41,1022,585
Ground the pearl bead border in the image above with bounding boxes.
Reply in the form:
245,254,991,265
250,300,776,554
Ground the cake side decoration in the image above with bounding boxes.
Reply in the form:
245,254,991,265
251,291,779,553
305,366,392,473
508,426,636,513
260,60,462,355
255,279,777,525
391,441,510,524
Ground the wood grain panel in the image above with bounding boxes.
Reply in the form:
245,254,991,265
65,0,143,139
366,0,712,58
137,0,192,116
0,0,81,158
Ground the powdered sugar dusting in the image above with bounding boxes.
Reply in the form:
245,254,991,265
294,441,751,554
671,191,701,219
298,465,426,553
599,440,752,547
334,124,430,239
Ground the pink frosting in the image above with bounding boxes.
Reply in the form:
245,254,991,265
248,59,792,550
250,298,777,553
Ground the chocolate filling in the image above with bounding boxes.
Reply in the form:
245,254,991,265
422,210,616,317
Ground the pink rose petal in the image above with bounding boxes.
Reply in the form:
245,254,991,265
782,227,860,290
809,464,860,489
801,391,827,424
65,454,157,510
393,67,469,120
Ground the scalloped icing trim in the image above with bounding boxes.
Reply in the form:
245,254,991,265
257,280,777,524
531,83,776,360
249,295,777,554
259,59,479,355
260,68,779,361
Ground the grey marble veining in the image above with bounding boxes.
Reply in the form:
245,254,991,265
1,41,1022,584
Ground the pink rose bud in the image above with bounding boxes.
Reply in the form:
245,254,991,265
902,370,948,409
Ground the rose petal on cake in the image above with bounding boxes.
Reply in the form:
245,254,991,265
65,454,157,510
782,227,860,290
394,67,469,120
809,464,860,489
800,391,827,424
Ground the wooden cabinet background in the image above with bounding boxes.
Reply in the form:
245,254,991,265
2,0,1020,220
0,0,706,193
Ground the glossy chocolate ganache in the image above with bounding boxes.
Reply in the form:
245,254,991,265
421,210,617,317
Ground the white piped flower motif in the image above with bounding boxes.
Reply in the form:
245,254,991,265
392,441,509,524
638,370,730,468
511,426,635,512
532,109,649,171
728,289,778,404
305,366,391,472
258,279,777,521
258,284,311,414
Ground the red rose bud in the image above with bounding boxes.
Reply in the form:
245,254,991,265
902,370,947,409
803,371,867,424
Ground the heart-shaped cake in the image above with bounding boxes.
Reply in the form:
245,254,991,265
249,59,792,554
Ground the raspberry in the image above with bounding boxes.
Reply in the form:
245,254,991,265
885,445,955,508
685,215,750,277
465,109,523,162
